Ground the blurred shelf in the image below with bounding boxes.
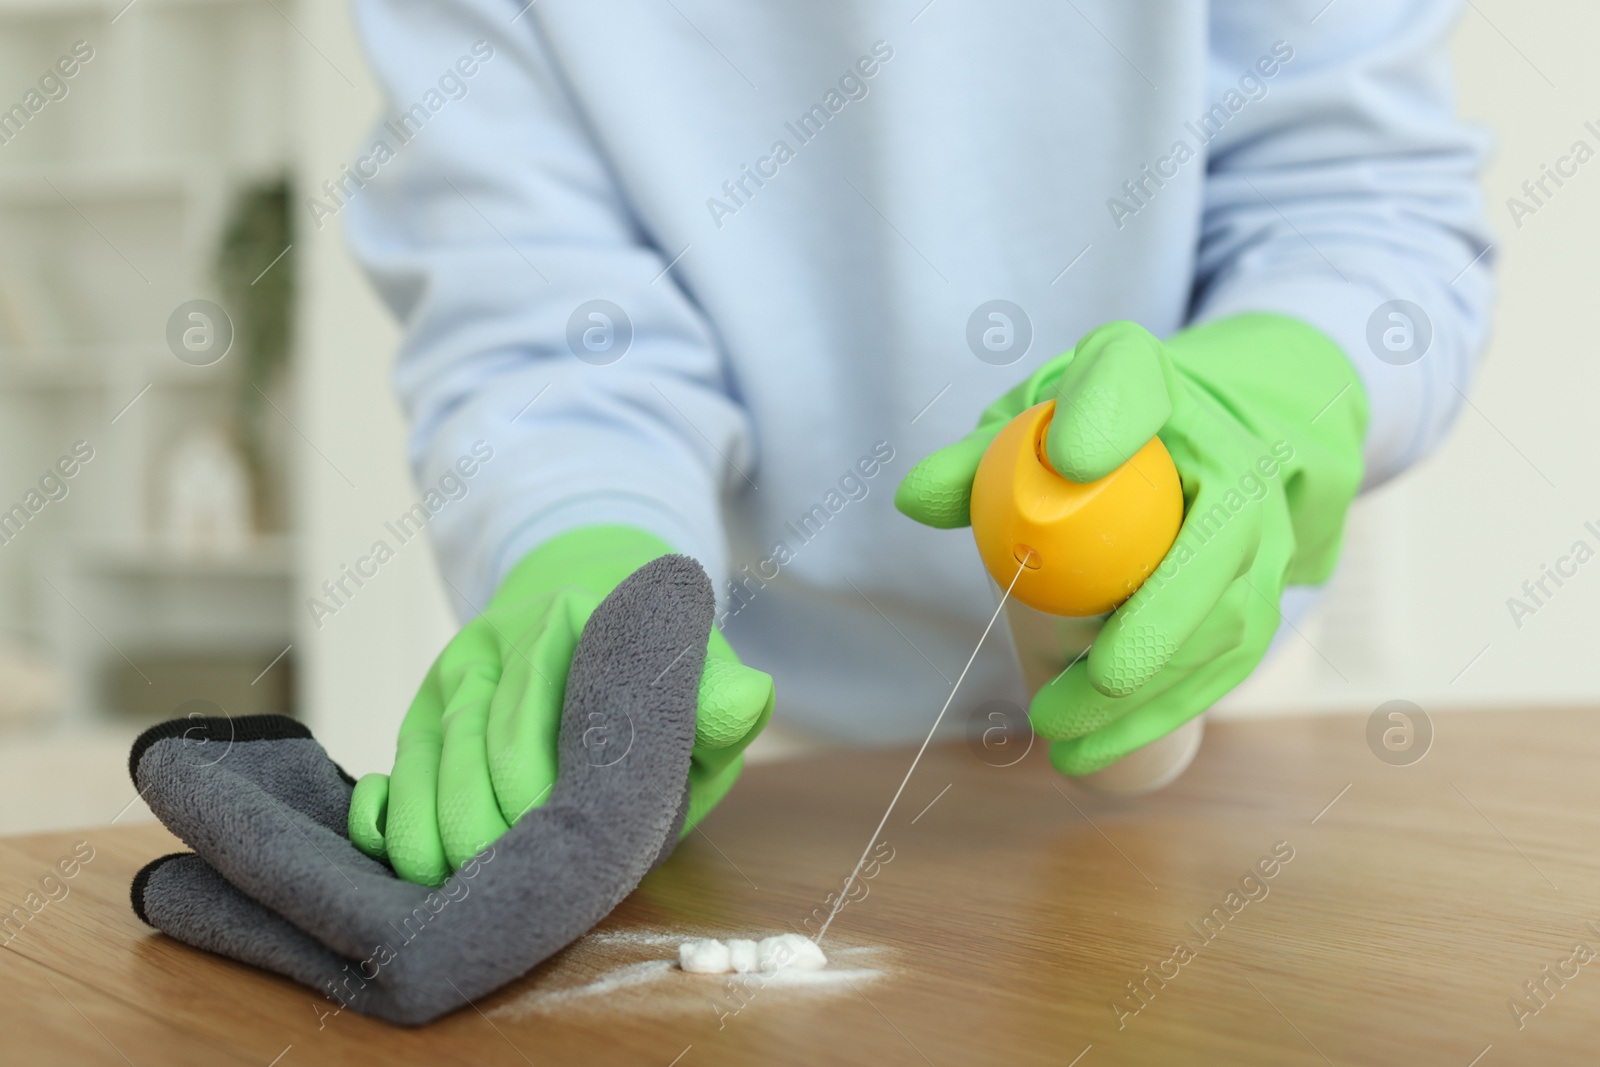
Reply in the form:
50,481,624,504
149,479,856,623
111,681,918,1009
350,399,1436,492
0,157,215,204
74,536,292,577
43,537,297,723
1,0,299,731
0,346,241,389
0,0,258,16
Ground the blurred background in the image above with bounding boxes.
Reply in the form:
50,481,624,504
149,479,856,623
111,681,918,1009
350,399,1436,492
0,0,1591,834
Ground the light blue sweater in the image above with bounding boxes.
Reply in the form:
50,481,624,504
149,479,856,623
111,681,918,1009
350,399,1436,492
345,0,1492,741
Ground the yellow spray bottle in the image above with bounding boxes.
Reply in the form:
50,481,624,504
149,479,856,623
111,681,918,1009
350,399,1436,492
970,400,1201,794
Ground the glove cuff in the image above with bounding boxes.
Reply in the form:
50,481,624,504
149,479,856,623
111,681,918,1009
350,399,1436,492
494,524,676,606
1166,313,1370,583
1165,313,1368,450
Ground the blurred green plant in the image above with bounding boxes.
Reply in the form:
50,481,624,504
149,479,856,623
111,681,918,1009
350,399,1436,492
215,178,293,529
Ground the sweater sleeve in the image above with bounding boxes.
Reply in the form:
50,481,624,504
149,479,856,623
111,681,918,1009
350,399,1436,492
344,0,750,616
1191,0,1494,487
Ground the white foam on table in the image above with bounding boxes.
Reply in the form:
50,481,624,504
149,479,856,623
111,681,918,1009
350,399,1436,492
679,934,826,975
491,929,877,1020
678,938,731,974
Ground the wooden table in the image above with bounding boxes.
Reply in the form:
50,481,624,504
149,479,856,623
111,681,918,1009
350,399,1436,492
4,708,1599,1065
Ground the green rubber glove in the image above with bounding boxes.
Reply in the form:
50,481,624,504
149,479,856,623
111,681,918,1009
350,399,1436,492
896,315,1367,775
347,525,773,885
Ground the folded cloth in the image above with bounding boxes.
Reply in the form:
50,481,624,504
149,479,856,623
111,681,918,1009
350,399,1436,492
128,554,709,1025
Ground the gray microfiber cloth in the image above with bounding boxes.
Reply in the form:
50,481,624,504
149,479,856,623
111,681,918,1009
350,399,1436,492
128,554,709,1025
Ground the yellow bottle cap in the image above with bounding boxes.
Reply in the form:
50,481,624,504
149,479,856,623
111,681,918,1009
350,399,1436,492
970,401,1182,616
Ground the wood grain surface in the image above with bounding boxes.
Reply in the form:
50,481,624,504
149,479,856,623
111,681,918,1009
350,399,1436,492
3,708,1599,1065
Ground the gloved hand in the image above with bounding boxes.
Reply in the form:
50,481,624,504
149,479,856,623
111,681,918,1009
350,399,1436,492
896,315,1367,775
129,555,710,1025
348,525,772,885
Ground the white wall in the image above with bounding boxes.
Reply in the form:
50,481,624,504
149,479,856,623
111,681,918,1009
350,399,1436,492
292,2,1599,752
292,0,455,776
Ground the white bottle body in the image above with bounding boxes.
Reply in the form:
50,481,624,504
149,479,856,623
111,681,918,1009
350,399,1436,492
998,592,1203,796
